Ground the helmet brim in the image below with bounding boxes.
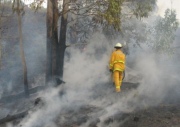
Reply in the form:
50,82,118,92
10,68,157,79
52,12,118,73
114,46,122,48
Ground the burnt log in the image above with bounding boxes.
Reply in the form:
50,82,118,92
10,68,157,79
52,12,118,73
0,111,28,124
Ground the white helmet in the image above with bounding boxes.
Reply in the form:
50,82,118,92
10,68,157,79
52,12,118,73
114,43,122,48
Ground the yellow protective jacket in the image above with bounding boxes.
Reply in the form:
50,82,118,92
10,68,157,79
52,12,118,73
109,49,126,72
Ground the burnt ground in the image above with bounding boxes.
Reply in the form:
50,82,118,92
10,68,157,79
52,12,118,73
56,104,180,127
0,82,180,127
121,105,180,127
55,82,180,127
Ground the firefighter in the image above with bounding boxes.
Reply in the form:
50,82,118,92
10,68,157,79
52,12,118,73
109,43,126,92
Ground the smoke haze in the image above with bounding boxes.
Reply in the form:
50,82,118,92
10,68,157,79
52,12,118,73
17,29,180,126
0,1,180,127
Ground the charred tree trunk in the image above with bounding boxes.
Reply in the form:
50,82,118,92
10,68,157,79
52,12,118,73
57,0,69,79
46,34,52,83
46,0,58,84
52,0,59,79
17,0,29,97
46,0,53,84
46,0,69,85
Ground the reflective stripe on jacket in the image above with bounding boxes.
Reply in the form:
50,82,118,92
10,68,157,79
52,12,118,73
109,49,125,72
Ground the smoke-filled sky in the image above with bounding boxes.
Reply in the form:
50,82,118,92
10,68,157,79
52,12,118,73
157,0,180,20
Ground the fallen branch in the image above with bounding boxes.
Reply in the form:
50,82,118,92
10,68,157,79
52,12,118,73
0,111,28,124
0,85,45,103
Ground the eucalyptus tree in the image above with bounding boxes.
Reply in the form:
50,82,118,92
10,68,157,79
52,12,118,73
12,0,29,96
150,9,179,54
121,7,179,55
101,0,156,52
45,0,157,85
46,0,59,84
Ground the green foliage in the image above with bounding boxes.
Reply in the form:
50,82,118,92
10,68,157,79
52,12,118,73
133,2,152,19
101,0,124,31
153,9,179,54
95,0,156,31
127,0,156,19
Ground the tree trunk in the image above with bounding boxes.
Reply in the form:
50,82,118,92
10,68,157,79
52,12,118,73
52,0,58,78
46,0,69,85
46,0,58,84
57,0,69,79
17,0,29,97
46,0,53,84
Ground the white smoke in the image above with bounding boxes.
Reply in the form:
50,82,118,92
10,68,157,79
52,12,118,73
12,1,180,126
19,87,62,127
17,30,180,127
